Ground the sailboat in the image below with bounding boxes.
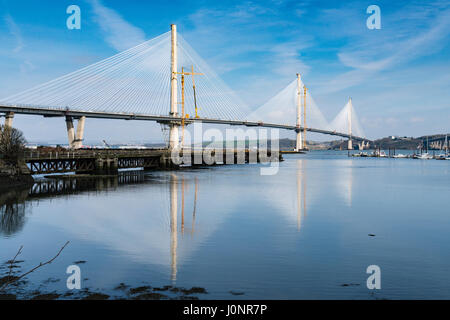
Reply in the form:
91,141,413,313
437,135,449,160
444,134,448,152
393,153,408,158
416,153,433,160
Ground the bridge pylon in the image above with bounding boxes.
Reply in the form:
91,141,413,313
295,73,303,151
347,97,353,150
169,24,180,150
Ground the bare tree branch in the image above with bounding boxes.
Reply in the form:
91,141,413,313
7,245,23,279
0,241,70,291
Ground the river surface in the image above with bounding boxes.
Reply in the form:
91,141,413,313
1,151,449,299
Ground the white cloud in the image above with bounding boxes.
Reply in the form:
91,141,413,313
88,0,146,51
19,60,35,74
269,41,311,77
182,3,313,107
410,117,425,123
4,14,24,53
320,6,450,94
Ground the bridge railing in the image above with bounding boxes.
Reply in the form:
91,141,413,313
22,147,276,161
23,148,167,160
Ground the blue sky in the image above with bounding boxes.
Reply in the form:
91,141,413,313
0,0,449,143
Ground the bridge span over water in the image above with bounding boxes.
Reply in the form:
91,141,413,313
0,104,366,142
0,24,370,154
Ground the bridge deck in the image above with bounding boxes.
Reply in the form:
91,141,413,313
23,148,281,175
1,104,368,142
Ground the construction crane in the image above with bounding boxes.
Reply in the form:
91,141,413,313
102,140,111,148
175,66,203,146
191,65,201,119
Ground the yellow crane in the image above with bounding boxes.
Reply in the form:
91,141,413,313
175,66,203,146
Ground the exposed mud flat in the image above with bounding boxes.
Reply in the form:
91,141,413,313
0,259,209,300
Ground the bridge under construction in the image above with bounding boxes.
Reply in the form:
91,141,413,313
0,25,371,174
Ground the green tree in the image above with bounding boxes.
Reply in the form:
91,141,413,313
0,125,27,165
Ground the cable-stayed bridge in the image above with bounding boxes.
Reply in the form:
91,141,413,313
0,25,369,153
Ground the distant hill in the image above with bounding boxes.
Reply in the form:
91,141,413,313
29,134,448,151
275,134,448,150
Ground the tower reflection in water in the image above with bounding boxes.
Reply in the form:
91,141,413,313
336,159,353,207
169,173,199,283
294,157,354,232
296,159,307,232
0,160,353,286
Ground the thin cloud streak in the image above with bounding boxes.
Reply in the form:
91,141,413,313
88,0,146,51
320,6,450,94
4,14,24,53
182,2,313,107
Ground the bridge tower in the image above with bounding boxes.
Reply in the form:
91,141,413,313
169,24,180,150
295,73,303,151
347,98,353,150
303,86,307,149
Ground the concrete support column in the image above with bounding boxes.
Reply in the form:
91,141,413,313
74,116,86,149
295,130,303,151
65,116,75,148
94,157,118,175
4,112,14,128
169,124,179,150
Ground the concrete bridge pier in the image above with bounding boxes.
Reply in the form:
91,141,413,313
66,116,86,149
168,124,180,150
93,157,118,175
4,111,14,128
358,140,368,150
348,138,353,150
65,116,75,148
295,129,303,151
160,151,180,170
74,116,86,149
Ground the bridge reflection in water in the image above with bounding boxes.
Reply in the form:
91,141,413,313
0,171,147,237
0,170,202,284
0,187,29,236
29,171,146,198
0,159,355,285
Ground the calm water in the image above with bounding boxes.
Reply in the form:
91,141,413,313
1,151,450,299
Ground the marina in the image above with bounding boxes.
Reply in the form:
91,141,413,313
350,149,450,160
